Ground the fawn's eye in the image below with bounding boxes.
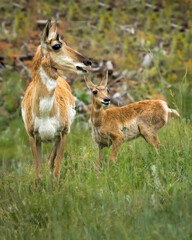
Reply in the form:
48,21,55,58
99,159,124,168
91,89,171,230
93,90,98,95
107,89,110,93
52,44,61,50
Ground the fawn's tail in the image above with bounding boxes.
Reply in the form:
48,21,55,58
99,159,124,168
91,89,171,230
168,108,180,117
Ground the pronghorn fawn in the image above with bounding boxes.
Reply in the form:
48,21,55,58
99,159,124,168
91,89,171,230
21,19,91,185
84,74,179,168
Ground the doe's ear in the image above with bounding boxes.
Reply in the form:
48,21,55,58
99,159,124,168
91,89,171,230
84,75,95,90
41,19,51,44
99,71,108,87
41,19,57,45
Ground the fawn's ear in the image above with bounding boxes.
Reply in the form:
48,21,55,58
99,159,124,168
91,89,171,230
84,76,95,90
99,71,108,87
41,19,57,46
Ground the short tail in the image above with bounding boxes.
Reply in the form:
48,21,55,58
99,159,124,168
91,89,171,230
168,108,180,117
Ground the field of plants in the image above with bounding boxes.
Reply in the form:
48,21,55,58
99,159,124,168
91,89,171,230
0,0,192,239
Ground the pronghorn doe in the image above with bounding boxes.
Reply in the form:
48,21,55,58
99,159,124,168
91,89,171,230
22,19,91,184
84,74,179,168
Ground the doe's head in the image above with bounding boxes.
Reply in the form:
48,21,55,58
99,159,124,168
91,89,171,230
41,19,92,74
84,72,111,106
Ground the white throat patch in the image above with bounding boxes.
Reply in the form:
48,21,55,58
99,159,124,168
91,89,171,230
94,107,101,113
40,66,57,92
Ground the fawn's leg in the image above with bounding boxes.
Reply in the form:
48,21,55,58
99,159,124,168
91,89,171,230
54,133,66,182
109,132,125,166
139,122,160,152
96,144,103,169
29,136,41,186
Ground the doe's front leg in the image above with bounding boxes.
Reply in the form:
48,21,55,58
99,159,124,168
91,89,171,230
48,141,58,174
54,133,66,183
29,136,42,187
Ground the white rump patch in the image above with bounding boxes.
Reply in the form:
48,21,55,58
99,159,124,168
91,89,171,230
40,66,57,92
160,100,169,123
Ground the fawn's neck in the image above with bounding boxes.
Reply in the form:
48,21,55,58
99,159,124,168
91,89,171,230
32,46,59,117
91,98,104,127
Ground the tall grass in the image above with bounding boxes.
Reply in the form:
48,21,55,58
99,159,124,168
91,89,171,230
0,118,192,240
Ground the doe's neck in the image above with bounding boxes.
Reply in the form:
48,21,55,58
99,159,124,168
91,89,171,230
33,46,59,97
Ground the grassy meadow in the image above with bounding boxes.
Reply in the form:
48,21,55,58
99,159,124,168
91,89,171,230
1,0,192,239
0,118,192,239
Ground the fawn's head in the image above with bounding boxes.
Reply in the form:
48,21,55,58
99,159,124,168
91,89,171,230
84,73,110,106
41,19,92,74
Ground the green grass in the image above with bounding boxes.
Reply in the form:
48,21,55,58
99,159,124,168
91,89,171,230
0,117,192,240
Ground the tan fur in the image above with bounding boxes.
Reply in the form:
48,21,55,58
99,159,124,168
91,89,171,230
22,20,91,184
84,75,179,168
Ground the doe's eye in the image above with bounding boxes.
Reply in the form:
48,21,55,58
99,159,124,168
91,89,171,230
93,90,98,95
107,89,110,93
52,44,61,50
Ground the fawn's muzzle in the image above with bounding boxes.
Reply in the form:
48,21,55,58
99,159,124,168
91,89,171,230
104,98,110,102
101,98,110,106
